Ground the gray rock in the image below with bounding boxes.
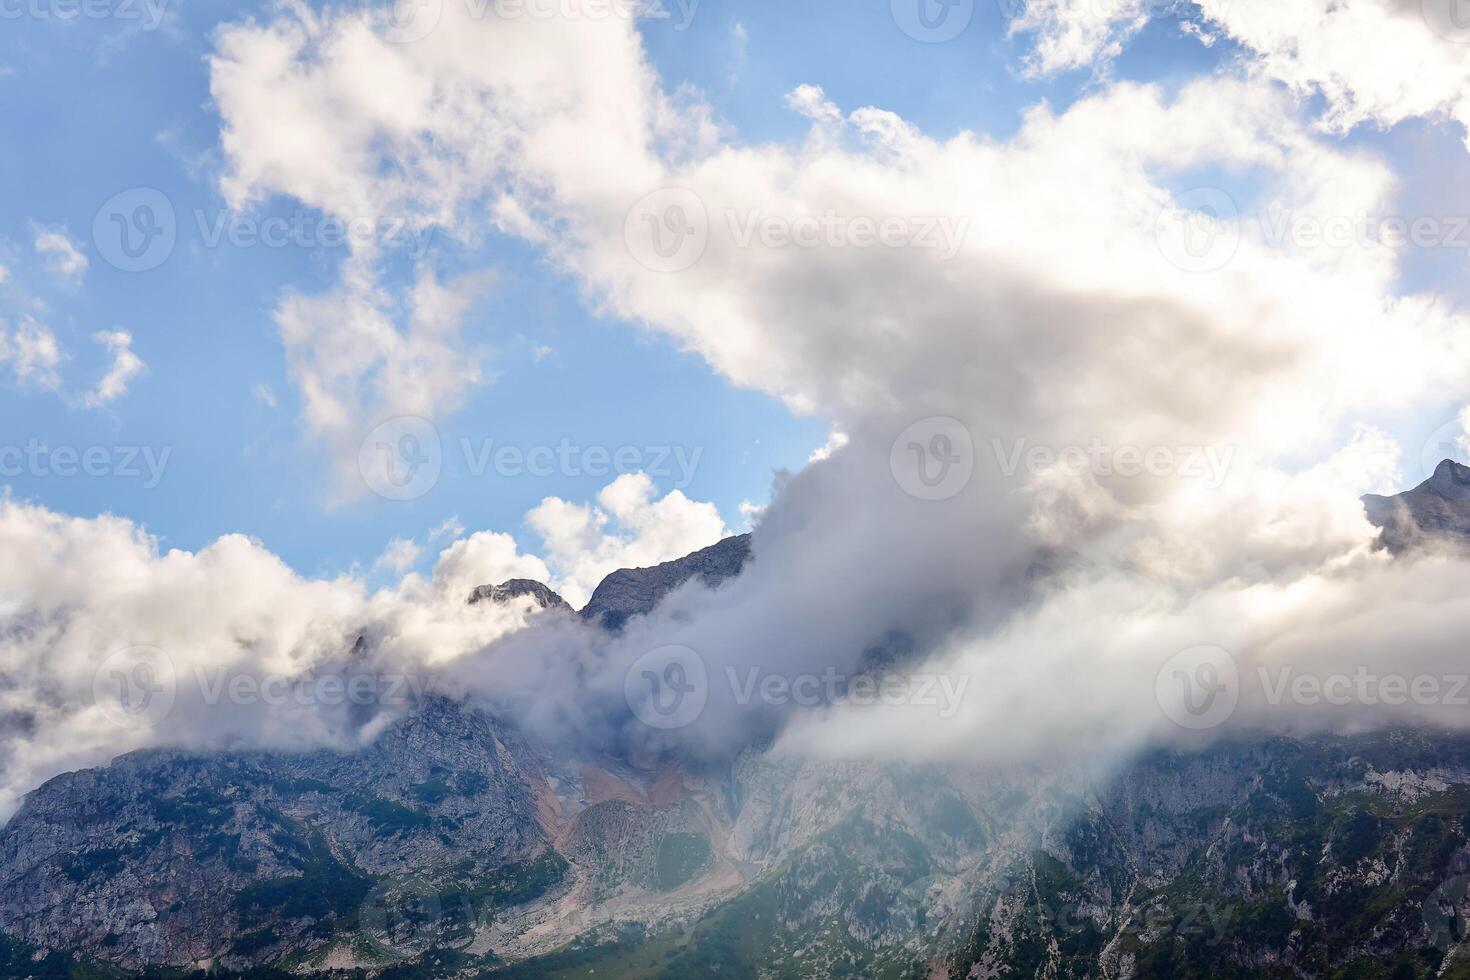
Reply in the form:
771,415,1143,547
579,534,752,631
1363,459,1470,553
467,578,572,614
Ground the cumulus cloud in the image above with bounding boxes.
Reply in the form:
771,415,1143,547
0,319,63,391
6,0,1453,795
372,537,421,575
1006,0,1158,75
0,469,736,817
1011,1,1470,149
527,472,729,607
1195,0,1470,146
32,228,87,283
84,330,145,407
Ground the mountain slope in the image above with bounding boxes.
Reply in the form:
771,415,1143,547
1363,459,1470,553
578,534,752,631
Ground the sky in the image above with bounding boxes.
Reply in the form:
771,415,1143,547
2,1,1467,578
3,0,1470,816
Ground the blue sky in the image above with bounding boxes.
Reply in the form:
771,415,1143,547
2,0,1468,582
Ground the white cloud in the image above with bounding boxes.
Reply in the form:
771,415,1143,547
527,472,729,607
174,3,1470,779
0,466,738,817
429,515,465,542
1007,0,1156,75
254,383,278,409
808,426,849,463
0,318,63,390
84,330,145,407
32,227,87,283
372,537,421,574
1010,1,1470,149
1196,0,1470,147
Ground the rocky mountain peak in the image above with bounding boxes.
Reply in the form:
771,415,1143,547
1363,458,1470,553
466,579,572,613
579,534,752,631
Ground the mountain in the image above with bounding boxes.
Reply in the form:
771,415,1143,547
578,533,752,631
8,524,1470,977
1363,459,1470,553
466,580,572,614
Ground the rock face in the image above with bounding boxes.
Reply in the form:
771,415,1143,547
467,578,572,614
1363,459,1470,553
0,698,557,970
579,533,752,631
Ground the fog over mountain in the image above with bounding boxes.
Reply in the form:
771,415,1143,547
5,0,1470,976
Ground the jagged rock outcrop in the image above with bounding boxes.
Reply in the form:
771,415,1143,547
579,533,752,631
1363,459,1470,553
467,578,572,614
